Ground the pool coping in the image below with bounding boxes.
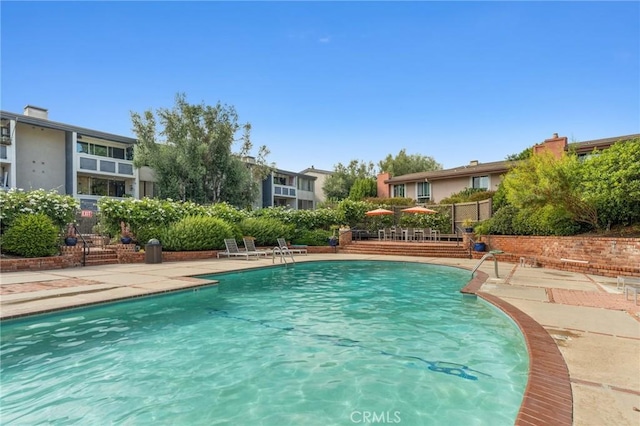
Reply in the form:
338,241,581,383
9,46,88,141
462,270,573,426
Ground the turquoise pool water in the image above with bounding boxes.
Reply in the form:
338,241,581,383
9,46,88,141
1,261,528,425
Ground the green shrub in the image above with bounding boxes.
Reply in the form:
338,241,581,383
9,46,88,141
239,217,294,247
0,189,78,232
134,224,167,246
2,213,59,257
295,229,333,246
161,216,235,251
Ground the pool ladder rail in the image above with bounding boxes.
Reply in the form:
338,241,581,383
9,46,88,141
272,246,296,265
471,250,503,278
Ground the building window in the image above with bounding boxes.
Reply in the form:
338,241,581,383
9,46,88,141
297,178,314,192
472,176,489,189
77,141,128,161
273,173,292,186
297,199,314,210
417,182,430,202
78,176,127,197
393,184,405,197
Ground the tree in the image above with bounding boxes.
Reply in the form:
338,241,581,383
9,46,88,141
323,160,376,200
378,149,442,176
349,178,377,200
131,94,272,206
501,151,599,229
505,147,533,161
580,139,640,228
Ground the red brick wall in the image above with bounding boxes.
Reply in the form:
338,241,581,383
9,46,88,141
377,172,391,198
0,254,80,272
477,235,640,277
533,134,568,158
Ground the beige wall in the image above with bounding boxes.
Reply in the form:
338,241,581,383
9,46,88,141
431,173,504,202
15,124,65,191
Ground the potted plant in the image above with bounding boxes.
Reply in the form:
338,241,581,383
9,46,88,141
462,218,475,233
120,221,133,244
64,223,78,246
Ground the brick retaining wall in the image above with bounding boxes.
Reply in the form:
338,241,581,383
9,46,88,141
476,235,640,278
1,245,337,272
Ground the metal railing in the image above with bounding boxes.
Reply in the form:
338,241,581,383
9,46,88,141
71,223,90,267
471,250,503,278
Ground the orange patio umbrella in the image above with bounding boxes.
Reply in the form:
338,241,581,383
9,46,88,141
401,206,437,214
365,208,394,216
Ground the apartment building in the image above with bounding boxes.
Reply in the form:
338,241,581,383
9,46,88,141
0,106,155,210
378,133,639,203
1,105,325,211
262,168,317,210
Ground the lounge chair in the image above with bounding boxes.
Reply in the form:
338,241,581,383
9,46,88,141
217,238,261,260
242,237,273,257
277,238,307,255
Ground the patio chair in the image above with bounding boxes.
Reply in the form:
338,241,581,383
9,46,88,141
378,228,391,240
405,227,415,242
217,238,260,260
243,237,273,257
277,238,307,255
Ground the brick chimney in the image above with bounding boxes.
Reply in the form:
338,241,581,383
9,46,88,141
23,105,49,120
533,133,568,158
377,172,391,198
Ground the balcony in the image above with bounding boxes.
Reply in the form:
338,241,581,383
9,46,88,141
273,185,296,198
78,154,134,176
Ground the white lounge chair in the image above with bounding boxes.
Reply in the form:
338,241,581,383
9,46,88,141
217,238,260,260
242,237,273,257
277,238,307,255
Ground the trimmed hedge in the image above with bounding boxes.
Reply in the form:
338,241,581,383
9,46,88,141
2,213,60,257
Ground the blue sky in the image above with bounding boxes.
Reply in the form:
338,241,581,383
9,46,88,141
2,1,638,173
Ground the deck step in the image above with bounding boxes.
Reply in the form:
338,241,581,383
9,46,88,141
83,248,118,266
340,241,469,258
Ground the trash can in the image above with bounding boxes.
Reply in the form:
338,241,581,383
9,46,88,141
145,239,162,264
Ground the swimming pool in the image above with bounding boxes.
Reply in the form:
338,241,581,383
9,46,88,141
1,260,528,425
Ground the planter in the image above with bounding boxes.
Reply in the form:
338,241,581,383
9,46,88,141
65,237,78,246
473,242,486,252
120,236,133,244
464,227,474,233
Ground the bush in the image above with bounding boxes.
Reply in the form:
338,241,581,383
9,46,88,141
2,213,59,257
0,189,78,232
239,217,294,247
295,229,333,246
161,216,235,251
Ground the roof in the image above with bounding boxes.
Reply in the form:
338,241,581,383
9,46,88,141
0,110,137,145
385,160,515,184
299,167,333,175
570,133,639,153
385,133,639,184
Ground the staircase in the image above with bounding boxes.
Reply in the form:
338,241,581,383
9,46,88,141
84,247,119,266
77,234,120,267
339,241,470,258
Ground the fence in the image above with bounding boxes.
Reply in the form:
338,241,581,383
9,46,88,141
424,199,493,234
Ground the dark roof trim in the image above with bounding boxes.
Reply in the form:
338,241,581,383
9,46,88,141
570,134,639,152
272,168,317,180
0,110,137,144
385,160,514,184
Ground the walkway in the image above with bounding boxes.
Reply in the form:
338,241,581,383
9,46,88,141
1,254,639,425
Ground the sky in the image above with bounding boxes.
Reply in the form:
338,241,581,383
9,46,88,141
1,1,639,173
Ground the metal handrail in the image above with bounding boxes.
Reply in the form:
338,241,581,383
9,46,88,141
272,247,295,265
71,223,89,267
471,250,503,278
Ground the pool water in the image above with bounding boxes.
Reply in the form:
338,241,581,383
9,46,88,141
1,261,528,425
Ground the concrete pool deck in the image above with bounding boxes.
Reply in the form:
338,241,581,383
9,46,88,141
1,254,639,425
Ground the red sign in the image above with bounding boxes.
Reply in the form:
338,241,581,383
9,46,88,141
81,210,93,218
